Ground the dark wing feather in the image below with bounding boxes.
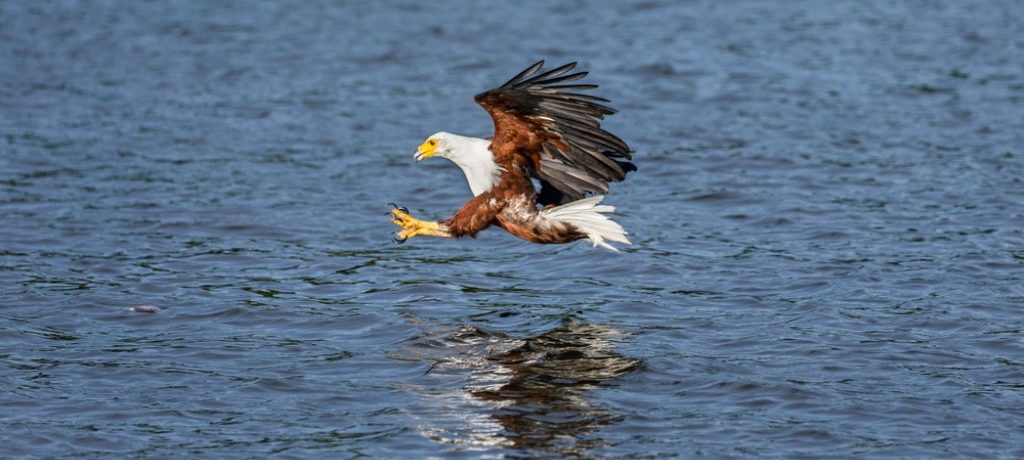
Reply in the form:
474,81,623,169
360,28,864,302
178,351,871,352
474,60,636,205
500,60,546,87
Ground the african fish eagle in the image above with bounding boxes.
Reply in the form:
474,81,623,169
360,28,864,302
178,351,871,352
390,60,636,251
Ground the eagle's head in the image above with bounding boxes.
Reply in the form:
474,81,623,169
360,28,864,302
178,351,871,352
414,132,456,162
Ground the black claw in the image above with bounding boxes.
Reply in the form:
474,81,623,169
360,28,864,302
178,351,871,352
398,206,409,214
388,202,398,209
392,232,407,244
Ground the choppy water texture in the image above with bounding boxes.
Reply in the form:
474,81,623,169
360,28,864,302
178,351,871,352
2,0,1024,458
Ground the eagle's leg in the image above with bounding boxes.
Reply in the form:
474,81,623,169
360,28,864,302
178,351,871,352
390,208,451,242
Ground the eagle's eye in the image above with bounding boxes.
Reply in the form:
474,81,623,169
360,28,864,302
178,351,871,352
428,139,437,146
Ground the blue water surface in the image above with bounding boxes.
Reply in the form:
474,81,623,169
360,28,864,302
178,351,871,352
2,1,1023,458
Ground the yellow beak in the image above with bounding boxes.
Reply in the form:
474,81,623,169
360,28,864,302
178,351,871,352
414,140,437,162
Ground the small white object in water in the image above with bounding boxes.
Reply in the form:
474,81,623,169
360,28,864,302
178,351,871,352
128,305,160,314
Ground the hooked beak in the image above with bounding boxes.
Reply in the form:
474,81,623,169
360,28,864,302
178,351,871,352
414,139,438,162
414,146,438,162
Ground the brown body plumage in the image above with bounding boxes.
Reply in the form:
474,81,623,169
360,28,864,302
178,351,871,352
442,166,585,244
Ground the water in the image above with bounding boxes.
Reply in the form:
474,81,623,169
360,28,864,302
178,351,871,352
2,0,1023,457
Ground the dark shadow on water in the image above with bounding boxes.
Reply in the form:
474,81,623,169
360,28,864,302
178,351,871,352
394,316,641,457
475,322,641,453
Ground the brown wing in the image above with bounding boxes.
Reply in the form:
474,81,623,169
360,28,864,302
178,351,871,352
474,60,636,205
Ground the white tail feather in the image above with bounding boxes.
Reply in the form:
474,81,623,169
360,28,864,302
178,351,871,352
541,195,631,252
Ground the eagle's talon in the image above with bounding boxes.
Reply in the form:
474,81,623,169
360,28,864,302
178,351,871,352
392,231,407,244
391,207,413,222
387,203,410,214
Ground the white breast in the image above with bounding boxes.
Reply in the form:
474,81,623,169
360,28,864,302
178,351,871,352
442,135,503,196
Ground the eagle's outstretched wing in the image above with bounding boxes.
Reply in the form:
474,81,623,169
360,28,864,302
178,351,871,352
474,60,636,205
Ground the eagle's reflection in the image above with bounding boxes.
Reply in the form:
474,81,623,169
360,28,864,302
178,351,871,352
396,316,641,456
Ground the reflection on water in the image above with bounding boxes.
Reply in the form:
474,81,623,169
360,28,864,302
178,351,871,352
395,317,640,456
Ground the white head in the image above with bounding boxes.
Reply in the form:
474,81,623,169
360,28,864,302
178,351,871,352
412,131,502,196
413,131,460,162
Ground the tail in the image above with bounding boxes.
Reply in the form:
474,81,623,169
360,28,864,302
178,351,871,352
541,195,631,252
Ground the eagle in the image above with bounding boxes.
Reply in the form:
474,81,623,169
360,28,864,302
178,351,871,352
390,60,636,251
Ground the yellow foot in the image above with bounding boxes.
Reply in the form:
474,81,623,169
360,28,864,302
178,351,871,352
389,205,450,243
